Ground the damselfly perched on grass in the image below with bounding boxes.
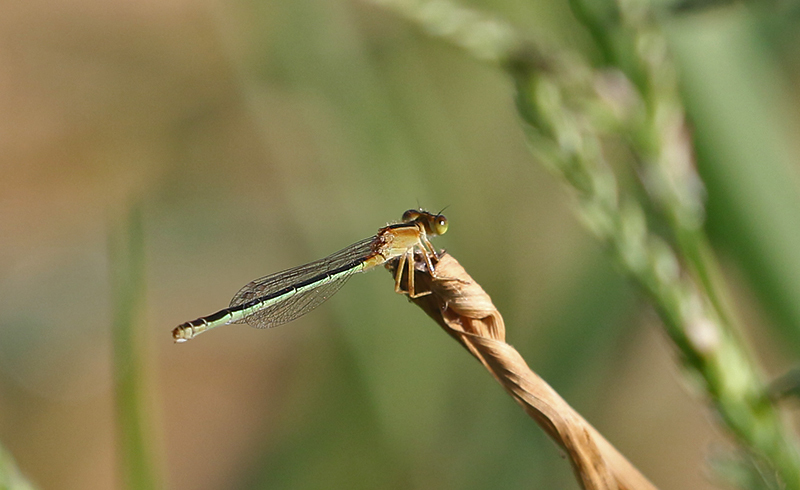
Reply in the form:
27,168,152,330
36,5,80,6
173,209,448,342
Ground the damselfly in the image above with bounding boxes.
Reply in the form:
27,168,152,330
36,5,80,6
172,209,448,342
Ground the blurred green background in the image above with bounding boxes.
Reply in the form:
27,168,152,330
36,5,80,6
2,0,800,489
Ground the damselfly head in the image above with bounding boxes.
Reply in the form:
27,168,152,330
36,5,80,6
402,209,448,236
428,213,448,236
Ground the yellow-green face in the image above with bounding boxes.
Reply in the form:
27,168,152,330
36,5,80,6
402,209,448,236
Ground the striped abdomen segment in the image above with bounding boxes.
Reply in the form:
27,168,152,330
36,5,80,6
172,257,371,342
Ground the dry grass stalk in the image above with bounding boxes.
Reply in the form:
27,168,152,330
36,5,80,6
390,252,658,490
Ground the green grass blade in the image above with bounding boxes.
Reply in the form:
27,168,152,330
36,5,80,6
109,205,162,490
666,13,800,351
0,444,36,490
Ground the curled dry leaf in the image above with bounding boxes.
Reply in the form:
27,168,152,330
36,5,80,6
388,252,658,490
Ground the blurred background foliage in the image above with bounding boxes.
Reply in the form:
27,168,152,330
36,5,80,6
1,0,800,489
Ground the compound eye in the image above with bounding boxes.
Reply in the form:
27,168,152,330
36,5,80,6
431,215,448,235
402,209,421,222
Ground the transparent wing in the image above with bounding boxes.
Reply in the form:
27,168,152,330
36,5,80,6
229,236,377,329
240,272,355,329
